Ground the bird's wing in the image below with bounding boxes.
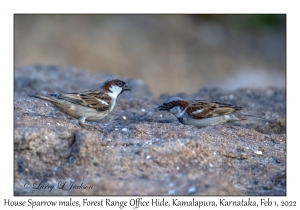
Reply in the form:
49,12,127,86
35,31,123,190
56,90,111,111
185,100,241,119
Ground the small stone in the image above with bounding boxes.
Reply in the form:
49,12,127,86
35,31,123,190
168,189,175,195
254,151,263,155
188,186,197,194
122,116,127,120
169,182,175,187
146,155,151,160
141,109,145,112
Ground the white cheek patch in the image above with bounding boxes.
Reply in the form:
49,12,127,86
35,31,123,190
170,106,183,117
109,85,122,97
192,109,204,114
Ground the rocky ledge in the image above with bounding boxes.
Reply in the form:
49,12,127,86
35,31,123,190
14,65,286,195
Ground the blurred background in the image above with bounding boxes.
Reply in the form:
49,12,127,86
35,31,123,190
14,14,286,97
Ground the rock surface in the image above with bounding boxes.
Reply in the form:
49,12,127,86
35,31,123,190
14,65,286,195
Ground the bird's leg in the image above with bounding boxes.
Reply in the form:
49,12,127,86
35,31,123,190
78,117,106,134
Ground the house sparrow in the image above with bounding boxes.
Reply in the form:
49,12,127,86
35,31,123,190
155,97,270,128
30,79,131,132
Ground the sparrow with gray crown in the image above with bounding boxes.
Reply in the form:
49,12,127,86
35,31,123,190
30,79,131,132
156,97,270,128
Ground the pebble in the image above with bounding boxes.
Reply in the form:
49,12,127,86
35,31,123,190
188,186,197,194
169,182,175,187
168,189,175,195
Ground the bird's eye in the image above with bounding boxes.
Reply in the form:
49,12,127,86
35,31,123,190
117,81,123,86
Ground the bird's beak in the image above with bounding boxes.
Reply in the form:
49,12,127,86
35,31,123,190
123,84,131,91
155,105,167,112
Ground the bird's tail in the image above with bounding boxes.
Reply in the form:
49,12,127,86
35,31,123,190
29,95,58,103
241,114,271,123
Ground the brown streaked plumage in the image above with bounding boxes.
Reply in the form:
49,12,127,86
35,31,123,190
156,97,270,128
185,100,242,119
30,79,131,132
55,90,112,111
